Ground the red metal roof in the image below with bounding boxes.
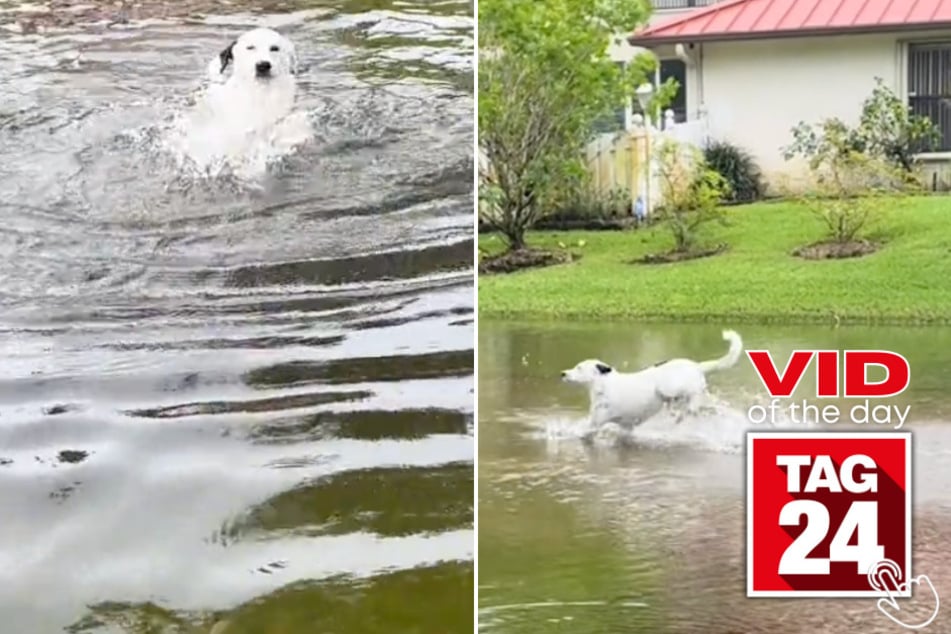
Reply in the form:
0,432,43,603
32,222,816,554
630,0,951,45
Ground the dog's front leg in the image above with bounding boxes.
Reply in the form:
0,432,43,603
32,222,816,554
687,392,718,417
579,426,596,445
582,400,610,443
661,396,687,424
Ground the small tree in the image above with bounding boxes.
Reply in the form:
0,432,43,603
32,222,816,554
654,139,731,253
478,52,585,250
858,77,941,171
478,0,675,252
784,79,939,172
784,95,923,245
799,153,888,244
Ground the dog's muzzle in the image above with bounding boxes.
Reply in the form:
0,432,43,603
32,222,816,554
255,61,272,78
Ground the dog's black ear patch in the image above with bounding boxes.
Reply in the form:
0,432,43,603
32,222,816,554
596,363,613,375
218,40,236,73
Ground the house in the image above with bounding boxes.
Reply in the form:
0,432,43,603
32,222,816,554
604,0,725,128
620,0,951,191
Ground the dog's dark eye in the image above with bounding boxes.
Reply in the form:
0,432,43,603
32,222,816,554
270,45,280,52
246,45,255,50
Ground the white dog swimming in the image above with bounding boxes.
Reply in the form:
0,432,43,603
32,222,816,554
561,330,743,437
170,27,311,179
205,27,298,128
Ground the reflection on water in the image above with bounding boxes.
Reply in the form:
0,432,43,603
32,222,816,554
479,321,951,633
0,1,473,632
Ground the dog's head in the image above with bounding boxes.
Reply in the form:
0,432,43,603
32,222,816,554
210,27,297,84
561,359,614,385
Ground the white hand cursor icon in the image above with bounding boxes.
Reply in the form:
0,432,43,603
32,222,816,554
868,559,939,630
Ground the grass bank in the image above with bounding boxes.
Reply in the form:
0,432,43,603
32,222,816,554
478,197,951,324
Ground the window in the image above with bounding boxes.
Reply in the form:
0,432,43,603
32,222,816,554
631,59,688,124
652,0,717,10
908,42,951,152
660,59,687,123
592,58,689,134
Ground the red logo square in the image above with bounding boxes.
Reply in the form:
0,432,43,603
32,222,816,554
746,432,911,598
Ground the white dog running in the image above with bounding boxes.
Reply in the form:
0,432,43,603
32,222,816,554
561,329,743,435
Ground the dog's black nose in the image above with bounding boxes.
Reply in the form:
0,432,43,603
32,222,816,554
255,61,272,76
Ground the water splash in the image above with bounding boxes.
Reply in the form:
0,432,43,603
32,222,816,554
162,99,313,184
534,393,819,454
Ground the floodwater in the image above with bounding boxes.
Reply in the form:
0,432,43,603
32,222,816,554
0,1,474,632
479,321,951,633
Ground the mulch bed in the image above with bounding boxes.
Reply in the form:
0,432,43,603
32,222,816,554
792,240,878,260
533,216,641,232
632,243,729,265
478,216,647,234
478,248,575,275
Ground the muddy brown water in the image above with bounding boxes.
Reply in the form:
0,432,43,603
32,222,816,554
0,2,473,632
479,321,951,633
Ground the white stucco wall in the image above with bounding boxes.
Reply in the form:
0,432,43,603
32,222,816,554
608,6,713,62
614,18,951,191
698,33,907,188
607,37,646,63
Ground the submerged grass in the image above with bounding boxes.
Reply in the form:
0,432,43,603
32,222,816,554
478,196,951,324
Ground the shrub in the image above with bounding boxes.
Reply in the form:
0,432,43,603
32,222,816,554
703,140,764,203
654,139,731,253
781,79,933,246
859,77,941,171
783,78,940,174
800,160,881,244
785,119,920,244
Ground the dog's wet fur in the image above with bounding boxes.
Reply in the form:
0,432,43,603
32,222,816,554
171,27,310,178
561,330,743,440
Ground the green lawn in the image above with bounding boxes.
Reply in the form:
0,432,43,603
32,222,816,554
478,196,951,324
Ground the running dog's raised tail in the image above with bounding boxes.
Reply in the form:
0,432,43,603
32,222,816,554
699,329,743,373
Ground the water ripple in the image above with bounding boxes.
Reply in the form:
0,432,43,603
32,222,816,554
0,0,473,631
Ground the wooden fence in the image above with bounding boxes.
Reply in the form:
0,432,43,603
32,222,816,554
585,112,710,213
480,111,711,219
585,131,646,202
